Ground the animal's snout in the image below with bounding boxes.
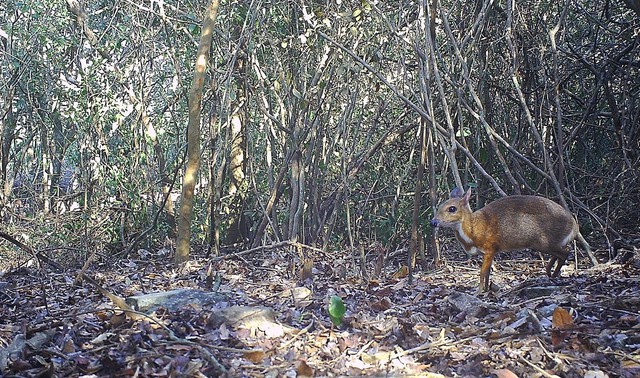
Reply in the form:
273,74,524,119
430,219,440,228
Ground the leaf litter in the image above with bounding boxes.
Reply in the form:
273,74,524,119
0,244,639,377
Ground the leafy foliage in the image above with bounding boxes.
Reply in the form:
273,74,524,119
328,295,347,326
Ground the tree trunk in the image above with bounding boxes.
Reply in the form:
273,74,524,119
1,86,16,202
288,150,303,242
225,21,249,244
175,0,220,265
224,112,248,245
409,120,426,283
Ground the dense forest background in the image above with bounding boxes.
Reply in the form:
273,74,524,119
1,0,639,265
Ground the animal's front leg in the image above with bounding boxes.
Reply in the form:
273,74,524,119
479,249,497,292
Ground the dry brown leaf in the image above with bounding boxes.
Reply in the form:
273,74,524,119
244,350,266,364
370,296,393,311
62,339,76,354
392,265,409,279
300,259,314,281
551,330,564,348
551,307,573,347
492,368,519,378
367,279,381,287
95,310,111,321
109,312,126,327
3,209,634,378
552,307,574,329
297,359,314,377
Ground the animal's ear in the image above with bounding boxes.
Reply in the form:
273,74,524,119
450,187,464,198
462,188,472,204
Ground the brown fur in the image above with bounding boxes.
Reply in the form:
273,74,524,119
431,188,595,292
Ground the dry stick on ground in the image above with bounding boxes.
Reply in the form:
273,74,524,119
100,306,229,376
0,230,229,375
281,320,314,349
81,281,227,375
0,229,137,320
0,230,136,314
215,240,324,262
0,230,63,271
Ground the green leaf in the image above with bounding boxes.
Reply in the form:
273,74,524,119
328,295,346,326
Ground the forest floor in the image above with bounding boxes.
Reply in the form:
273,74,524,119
1,239,639,378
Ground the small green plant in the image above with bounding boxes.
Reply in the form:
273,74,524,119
328,295,346,327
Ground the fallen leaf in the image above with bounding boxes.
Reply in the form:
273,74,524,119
109,312,126,327
552,307,573,329
370,296,392,311
360,352,376,364
584,370,608,378
551,307,574,347
346,356,372,370
244,350,266,363
392,265,409,279
219,323,230,340
492,368,519,378
300,259,313,281
261,322,286,338
62,339,76,354
90,332,114,345
297,359,314,377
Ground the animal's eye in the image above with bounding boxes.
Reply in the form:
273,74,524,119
448,206,457,213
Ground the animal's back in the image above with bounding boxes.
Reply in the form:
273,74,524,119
476,195,577,252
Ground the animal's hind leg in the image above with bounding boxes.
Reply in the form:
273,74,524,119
545,257,557,277
546,251,568,277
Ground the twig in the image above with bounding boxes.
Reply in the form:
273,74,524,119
213,240,323,261
282,320,314,349
0,230,64,271
354,339,375,358
391,334,479,359
121,147,184,257
519,356,561,378
93,306,229,376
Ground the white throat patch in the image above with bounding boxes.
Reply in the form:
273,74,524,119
455,223,473,244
